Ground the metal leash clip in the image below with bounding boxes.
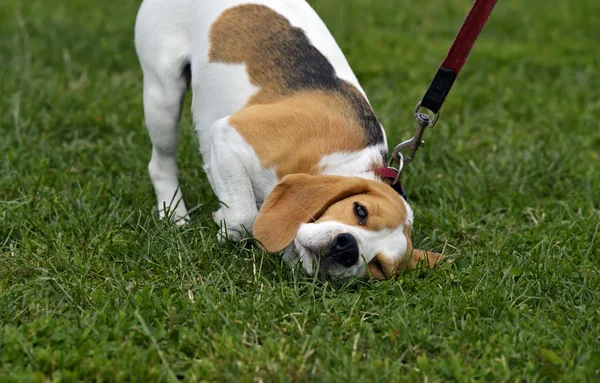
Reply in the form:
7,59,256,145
387,102,439,183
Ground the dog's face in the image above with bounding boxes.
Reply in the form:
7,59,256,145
254,174,442,279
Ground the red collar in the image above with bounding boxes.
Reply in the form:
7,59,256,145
373,167,407,201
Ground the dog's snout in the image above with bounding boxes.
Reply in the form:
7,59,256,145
327,233,359,266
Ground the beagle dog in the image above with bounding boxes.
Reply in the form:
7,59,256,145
135,0,442,279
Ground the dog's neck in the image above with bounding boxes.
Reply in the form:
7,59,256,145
317,145,388,181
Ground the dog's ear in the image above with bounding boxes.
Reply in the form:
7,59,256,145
399,223,444,274
369,249,444,280
401,225,444,272
254,174,370,252
406,249,444,269
369,225,444,280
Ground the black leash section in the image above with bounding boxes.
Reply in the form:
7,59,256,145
387,0,499,182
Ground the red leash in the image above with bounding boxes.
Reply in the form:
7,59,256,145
380,0,498,194
421,0,499,114
441,0,498,75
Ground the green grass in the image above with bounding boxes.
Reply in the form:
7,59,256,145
1,0,599,381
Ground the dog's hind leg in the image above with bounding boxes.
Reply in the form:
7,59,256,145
138,57,191,223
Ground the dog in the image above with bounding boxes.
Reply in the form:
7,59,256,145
134,0,442,279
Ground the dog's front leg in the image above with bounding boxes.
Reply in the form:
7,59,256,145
205,118,260,242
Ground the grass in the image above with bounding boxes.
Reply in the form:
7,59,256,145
0,0,599,381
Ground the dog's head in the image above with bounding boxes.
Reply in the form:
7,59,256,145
254,174,442,280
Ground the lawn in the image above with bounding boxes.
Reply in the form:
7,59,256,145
1,0,599,381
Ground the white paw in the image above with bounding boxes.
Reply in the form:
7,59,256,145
173,214,190,226
211,207,225,225
212,207,253,243
158,203,189,226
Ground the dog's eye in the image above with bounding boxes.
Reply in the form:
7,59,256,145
354,203,368,225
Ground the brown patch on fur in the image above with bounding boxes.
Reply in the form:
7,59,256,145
209,4,290,105
209,4,384,177
229,92,366,177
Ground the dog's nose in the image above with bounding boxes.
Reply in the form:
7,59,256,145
326,233,359,266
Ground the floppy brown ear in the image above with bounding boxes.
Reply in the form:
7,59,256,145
254,174,370,252
402,226,444,271
369,249,444,280
407,249,444,269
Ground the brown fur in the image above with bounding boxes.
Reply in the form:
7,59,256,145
315,181,408,230
209,4,383,178
209,4,292,105
369,251,443,280
229,92,367,177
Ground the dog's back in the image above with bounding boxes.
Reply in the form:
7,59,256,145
135,0,368,136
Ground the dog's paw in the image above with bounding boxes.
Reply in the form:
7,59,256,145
212,207,225,226
212,207,252,243
158,208,189,226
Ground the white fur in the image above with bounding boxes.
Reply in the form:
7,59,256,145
318,145,388,181
401,196,414,226
207,118,277,241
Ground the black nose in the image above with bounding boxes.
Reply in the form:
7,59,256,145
326,233,359,266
